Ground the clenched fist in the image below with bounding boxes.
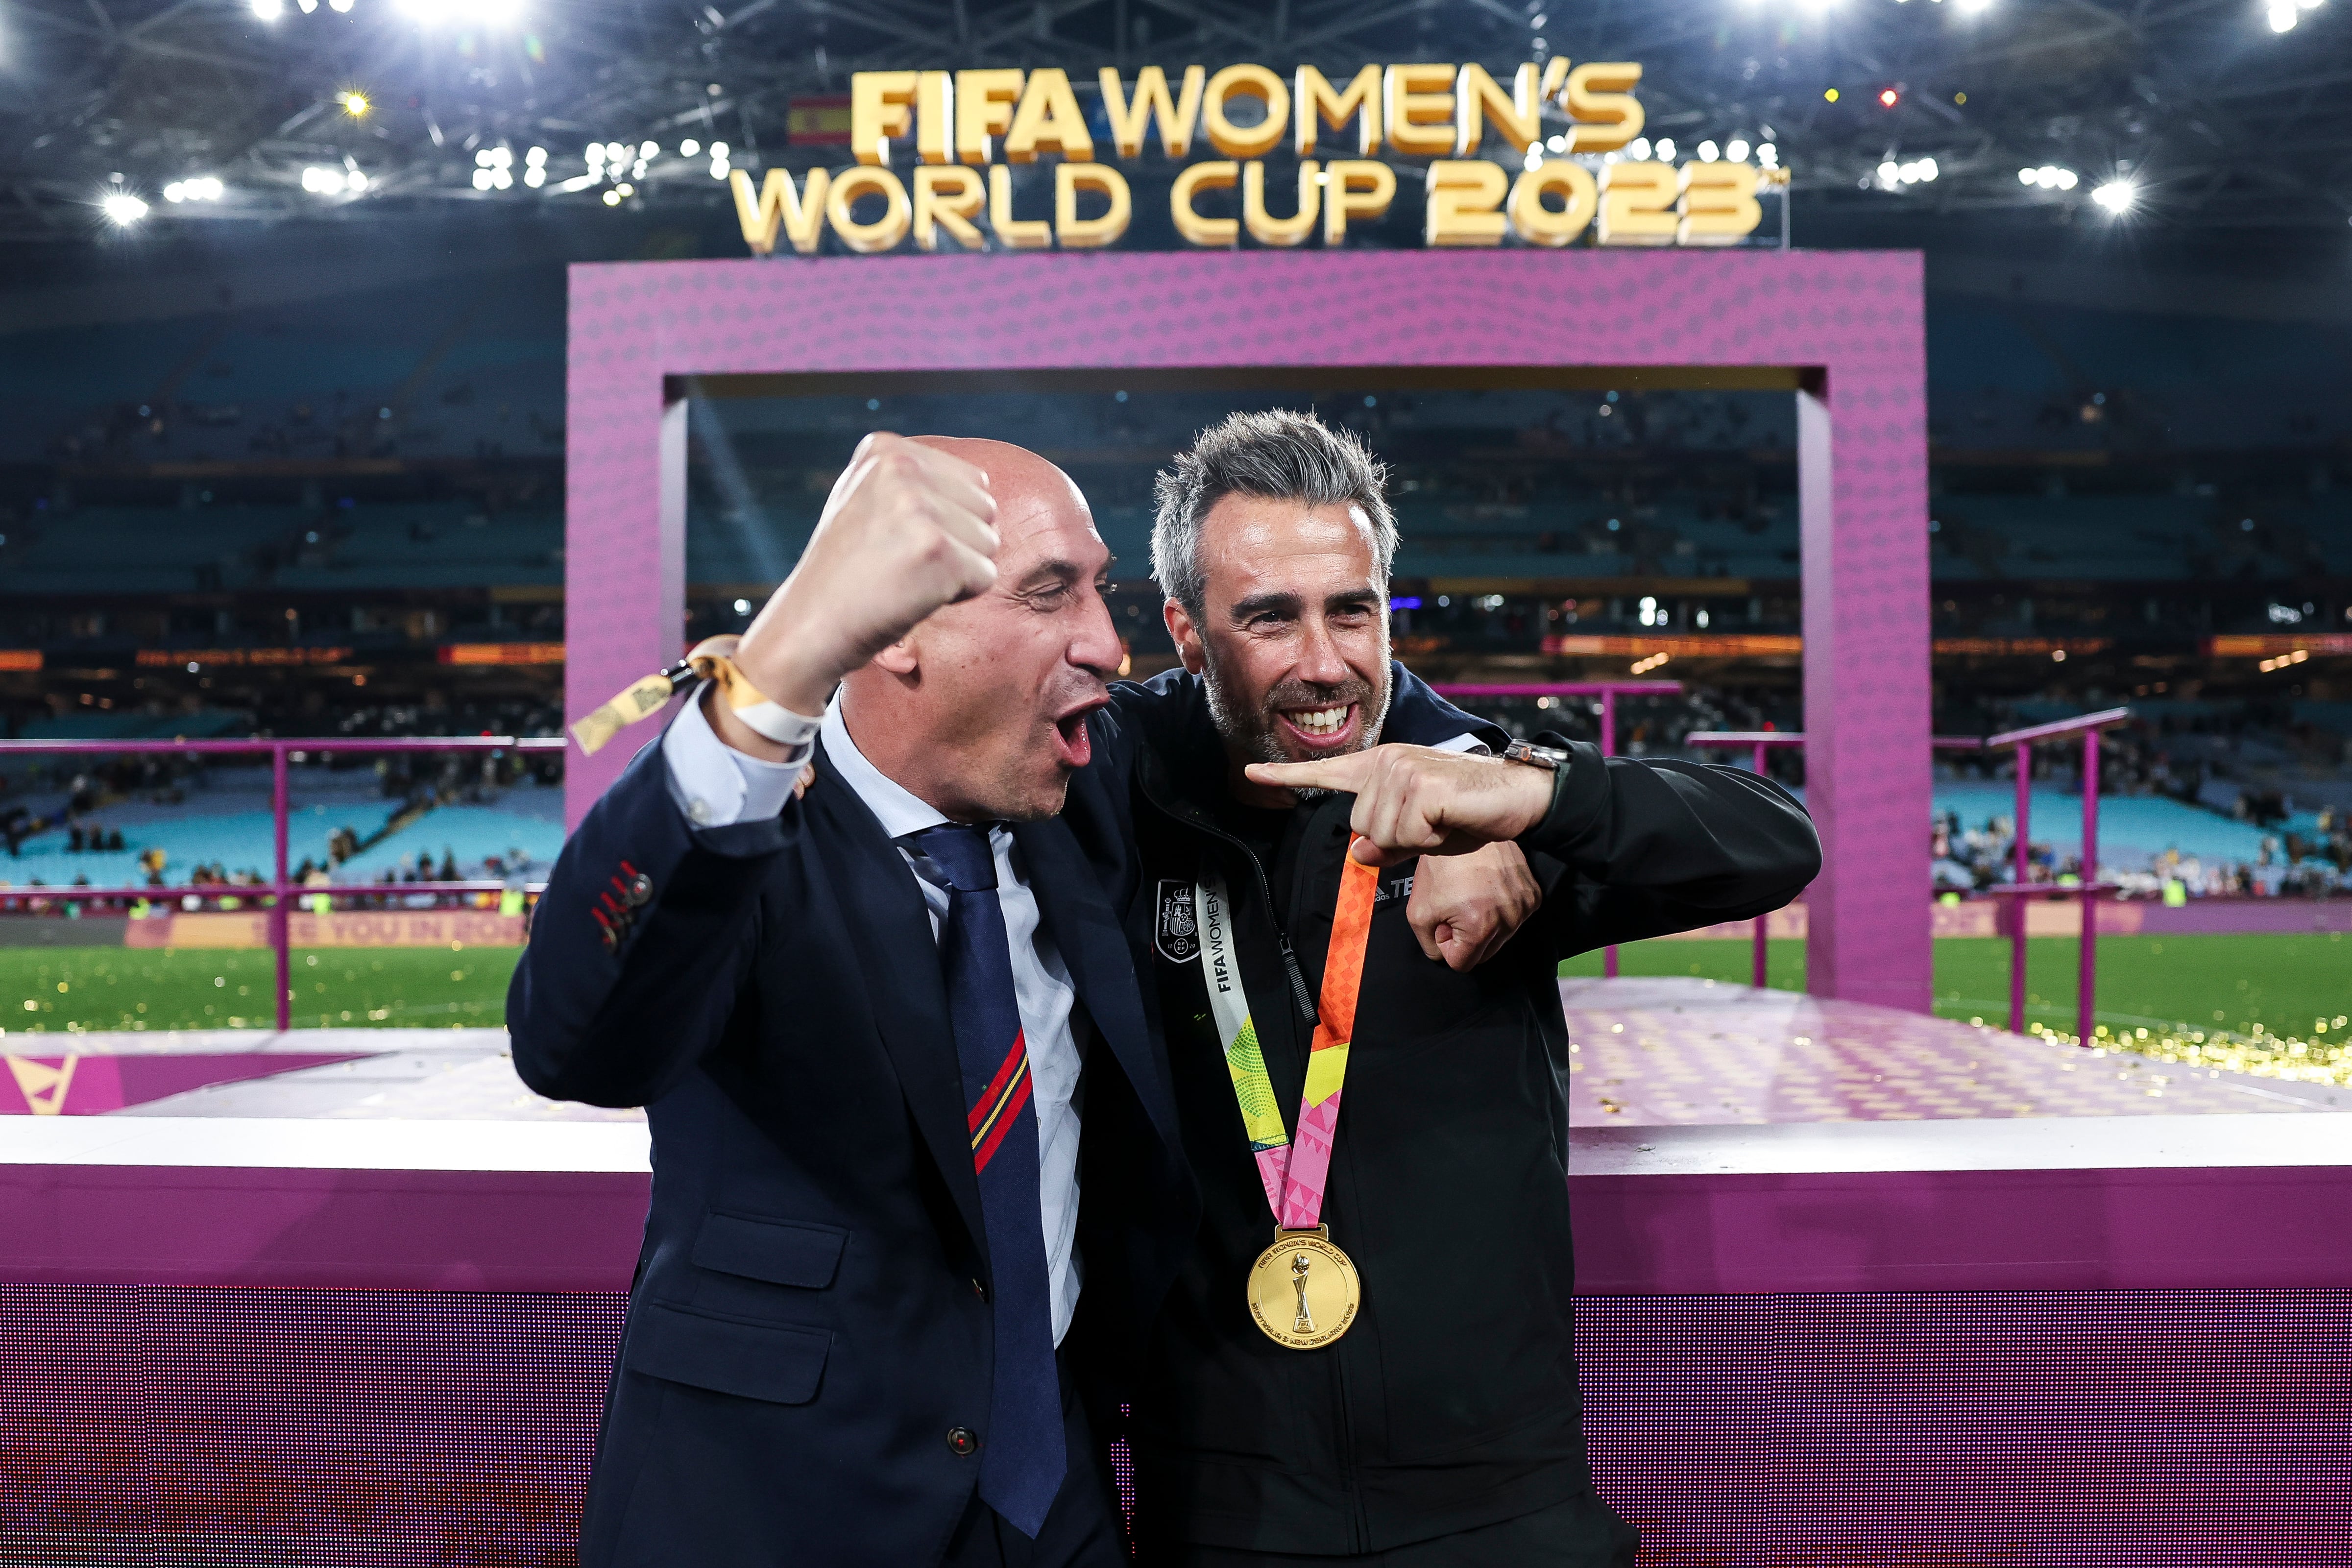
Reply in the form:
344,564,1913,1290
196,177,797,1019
733,433,1000,717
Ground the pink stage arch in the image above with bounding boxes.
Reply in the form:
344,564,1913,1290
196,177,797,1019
563,249,1929,1010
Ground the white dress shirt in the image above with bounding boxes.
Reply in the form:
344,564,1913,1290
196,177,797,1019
664,692,1086,1345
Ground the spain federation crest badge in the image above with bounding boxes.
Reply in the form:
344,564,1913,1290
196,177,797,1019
1155,880,1200,963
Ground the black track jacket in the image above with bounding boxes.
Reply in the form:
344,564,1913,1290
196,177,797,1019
1112,691,1822,1556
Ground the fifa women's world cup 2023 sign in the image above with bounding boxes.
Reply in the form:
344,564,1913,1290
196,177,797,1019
728,61,1783,257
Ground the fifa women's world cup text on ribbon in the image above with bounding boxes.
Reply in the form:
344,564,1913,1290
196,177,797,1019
569,634,822,760
1193,844,1382,1349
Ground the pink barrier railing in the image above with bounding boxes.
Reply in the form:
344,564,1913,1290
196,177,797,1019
1685,731,1989,989
1434,681,1685,978
1686,711,2134,1037
0,736,564,1029
1982,707,2133,1042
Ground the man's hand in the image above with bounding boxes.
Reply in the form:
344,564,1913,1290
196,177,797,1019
731,434,999,721
1409,840,1542,971
1244,744,1553,868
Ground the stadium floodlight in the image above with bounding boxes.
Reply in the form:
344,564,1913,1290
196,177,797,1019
680,139,700,157
526,146,547,167
2091,180,2136,214
251,0,284,16
1697,140,1720,162
1878,160,1900,186
2264,0,2297,27
1626,136,1650,160
101,192,149,225
1725,138,1750,162
301,165,344,193
340,91,369,118
1757,142,1778,168
1654,137,1676,161
2055,168,2078,189
472,168,494,190
524,166,545,188
1916,157,1938,182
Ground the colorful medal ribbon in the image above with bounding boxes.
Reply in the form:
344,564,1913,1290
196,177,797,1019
1193,843,1380,1230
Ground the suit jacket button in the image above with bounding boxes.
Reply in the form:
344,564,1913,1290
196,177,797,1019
946,1426,979,1457
971,1278,988,1302
623,872,653,906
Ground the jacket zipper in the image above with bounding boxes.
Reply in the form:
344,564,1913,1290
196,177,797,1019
1140,776,1318,1026
1143,768,1372,1547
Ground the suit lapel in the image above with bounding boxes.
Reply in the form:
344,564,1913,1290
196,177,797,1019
803,748,988,1255
1015,818,1183,1156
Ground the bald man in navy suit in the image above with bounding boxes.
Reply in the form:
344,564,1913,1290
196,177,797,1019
510,434,1513,1567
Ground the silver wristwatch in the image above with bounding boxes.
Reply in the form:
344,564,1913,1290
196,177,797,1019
1501,740,1571,772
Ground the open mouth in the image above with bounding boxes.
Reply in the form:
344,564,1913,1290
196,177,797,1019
1276,702,1359,750
1050,700,1103,768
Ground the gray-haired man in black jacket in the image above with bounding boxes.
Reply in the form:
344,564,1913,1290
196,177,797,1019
1108,411,1822,1566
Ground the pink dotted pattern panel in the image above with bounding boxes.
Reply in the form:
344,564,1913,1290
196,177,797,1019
4,1284,2343,1565
1560,977,2315,1124
566,249,1929,1008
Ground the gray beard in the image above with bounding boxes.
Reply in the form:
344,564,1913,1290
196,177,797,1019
1201,649,1391,802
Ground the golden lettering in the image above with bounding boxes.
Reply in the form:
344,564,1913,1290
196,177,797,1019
850,71,917,167
955,69,1025,164
1097,66,1206,159
913,165,985,250
1294,64,1381,155
1243,159,1318,246
730,167,829,256
1597,160,1676,245
827,166,911,252
1508,163,1597,246
1384,64,1457,156
1678,161,1763,244
1171,160,1239,246
1056,163,1132,247
989,163,1053,247
917,71,954,166
1454,63,1541,156
1004,68,1095,162
1424,159,1508,246
1566,63,1645,152
1201,64,1288,159
1322,159,1396,245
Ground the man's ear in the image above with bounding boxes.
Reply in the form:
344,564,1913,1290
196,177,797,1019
1164,599,1207,675
873,637,919,677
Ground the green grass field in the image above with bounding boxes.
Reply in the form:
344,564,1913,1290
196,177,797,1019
5,933,2346,1086
1561,932,2350,1042
6,945,521,1033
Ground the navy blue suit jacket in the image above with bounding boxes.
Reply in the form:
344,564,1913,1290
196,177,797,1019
509,666,1481,1566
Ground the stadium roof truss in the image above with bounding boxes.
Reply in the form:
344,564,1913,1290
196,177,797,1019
0,0,2345,250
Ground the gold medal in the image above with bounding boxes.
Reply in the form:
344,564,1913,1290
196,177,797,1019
1245,1227,1360,1350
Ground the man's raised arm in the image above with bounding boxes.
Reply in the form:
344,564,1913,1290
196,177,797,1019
508,434,1000,1106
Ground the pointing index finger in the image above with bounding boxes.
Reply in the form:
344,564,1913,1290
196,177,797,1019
1243,757,1359,792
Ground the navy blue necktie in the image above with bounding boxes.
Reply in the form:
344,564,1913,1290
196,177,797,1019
907,823,1065,1538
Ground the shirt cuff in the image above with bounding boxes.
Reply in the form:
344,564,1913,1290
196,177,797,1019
1431,732,1492,757
663,687,803,827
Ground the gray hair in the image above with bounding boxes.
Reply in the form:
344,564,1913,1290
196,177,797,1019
1150,409,1399,621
